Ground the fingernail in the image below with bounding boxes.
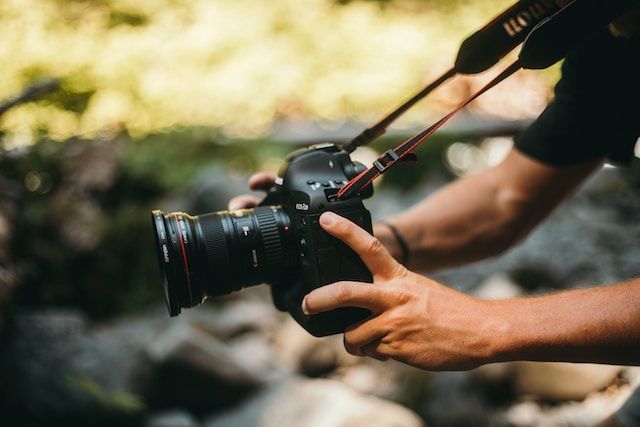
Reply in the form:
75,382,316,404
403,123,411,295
320,211,337,227
228,203,239,211
301,297,310,315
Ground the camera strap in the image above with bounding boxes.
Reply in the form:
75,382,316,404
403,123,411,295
344,0,563,153
338,60,522,200
338,0,639,200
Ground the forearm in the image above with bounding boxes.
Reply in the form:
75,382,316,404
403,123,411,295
378,166,520,272
376,150,602,272
487,278,640,365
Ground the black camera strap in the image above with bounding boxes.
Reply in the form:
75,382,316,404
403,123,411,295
344,0,563,153
338,0,639,200
338,60,522,199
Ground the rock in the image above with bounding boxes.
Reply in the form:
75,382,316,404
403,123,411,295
512,362,623,402
227,332,279,378
0,309,144,426
146,410,200,427
418,371,492,427
298,340,339,378
334,361,425,404
0,307,265,425
273,317,343,376
144,321,263,413
204,378,426,427
497,374,639,427
212,300,281,339
474,273,523,300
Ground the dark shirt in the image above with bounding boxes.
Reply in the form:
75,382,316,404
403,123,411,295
515,29,640,166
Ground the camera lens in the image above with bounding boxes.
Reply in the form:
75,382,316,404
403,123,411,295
151,206,292,316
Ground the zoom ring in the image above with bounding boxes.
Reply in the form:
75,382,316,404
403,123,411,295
255,207,284,270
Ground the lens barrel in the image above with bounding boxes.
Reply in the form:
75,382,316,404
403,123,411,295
151,206,292,316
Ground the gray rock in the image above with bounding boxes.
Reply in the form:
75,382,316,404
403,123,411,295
144,321,263,413
204,378,426,427
212,299,282,339
146,410,200,427
0,307,263,425
298,340,339,378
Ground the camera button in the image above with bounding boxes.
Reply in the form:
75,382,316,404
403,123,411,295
307,180,316,185
321,182,330,187
299,238,309,256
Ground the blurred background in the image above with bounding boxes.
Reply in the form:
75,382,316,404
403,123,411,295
0,0,638,426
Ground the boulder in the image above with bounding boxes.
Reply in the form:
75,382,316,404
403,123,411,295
0,307,264,425
205,378,426,427
273,317,343,376
512,362,622,402
143,320,263,413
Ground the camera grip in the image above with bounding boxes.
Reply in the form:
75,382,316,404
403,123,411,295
271,208,374,337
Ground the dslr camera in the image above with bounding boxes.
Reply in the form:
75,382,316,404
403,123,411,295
152,143,374,336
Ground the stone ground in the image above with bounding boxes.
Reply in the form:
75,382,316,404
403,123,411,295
1,160,638,427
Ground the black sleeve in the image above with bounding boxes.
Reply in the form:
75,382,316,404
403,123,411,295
515,30,640,166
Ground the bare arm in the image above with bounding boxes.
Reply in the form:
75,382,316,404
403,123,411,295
491,278,640,366
377,148,604,272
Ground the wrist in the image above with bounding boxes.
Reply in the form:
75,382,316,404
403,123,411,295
373,223,403,262
476,298,518,364
375,221,410,265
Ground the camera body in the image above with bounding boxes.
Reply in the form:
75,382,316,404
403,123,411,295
264,143,374,336
151,143,375,337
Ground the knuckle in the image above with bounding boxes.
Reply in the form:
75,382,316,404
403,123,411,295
365,237,384,256
334,283,353,303
386,311,408,330
385,287,410,305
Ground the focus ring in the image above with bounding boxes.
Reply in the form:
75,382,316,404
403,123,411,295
255,207,283,271
198,214,231,284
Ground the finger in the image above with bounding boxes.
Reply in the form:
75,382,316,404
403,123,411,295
319,212,401,279
343,319,386,357
228,195,260,210
361,339,389,361
302,281,389,315
248,172,277,192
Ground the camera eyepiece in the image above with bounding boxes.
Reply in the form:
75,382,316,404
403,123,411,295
151,206,292,316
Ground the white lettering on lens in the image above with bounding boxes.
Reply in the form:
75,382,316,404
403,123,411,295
179,219,188,244
162,244,170,263
251,249,259,267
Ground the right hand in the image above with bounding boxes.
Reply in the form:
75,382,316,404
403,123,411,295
227,172,277,210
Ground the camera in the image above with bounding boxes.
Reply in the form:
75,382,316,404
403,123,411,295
151,143,374,336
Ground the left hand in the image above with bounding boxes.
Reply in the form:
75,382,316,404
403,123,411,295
302,211,505,371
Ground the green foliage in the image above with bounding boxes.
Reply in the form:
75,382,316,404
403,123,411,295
0,0,514,144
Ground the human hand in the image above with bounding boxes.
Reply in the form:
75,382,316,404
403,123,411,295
227,172,277,210
302,211,505,371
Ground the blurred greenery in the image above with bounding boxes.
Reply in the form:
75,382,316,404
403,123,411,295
0,0,524,145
